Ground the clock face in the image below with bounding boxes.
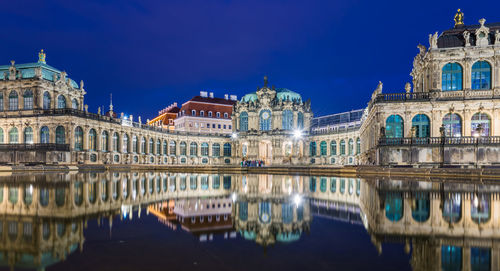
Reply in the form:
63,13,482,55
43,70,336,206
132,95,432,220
262,111,270,120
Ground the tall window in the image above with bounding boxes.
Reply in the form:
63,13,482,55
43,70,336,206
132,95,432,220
356,138,361,154
239,112,248,131
74,126,83,151
57,95,66,109
9,127,18,143
282,110,293,130
0,128,3,143
141,137,146,154
72,98,79,110
163,141,167,155
89,129,97,151
0,93,3,111
471,113,490,136
386,115,404,138
259,110,271,131
348,139,354,155
24,127,33,144
101,131,109,152
23,90,33,109
320,141,327,156
297,112,304,129
309,142,317,156
149,138,154,154
212,143,220,157
412,114,430,138
113,132,119,152
156,139,161,155
471,61,491,90
442,63,463,91
330,141,337,155
223,143,231,156
37,126,49,144
55,126,65,144
201,143,209,156
442,113,462,137
180,141,187,155
43,92,51,109
441,246,462,271
9,91,18,111
190,142,197,156
169,141,176,155
131,136,138,153
123,134,129,153
340,140,346,155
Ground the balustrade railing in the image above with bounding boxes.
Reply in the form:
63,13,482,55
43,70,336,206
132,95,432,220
375,92,430,103
0,143,70,151
379,136,500,146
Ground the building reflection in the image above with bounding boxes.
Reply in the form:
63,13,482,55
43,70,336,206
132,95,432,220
1,172,500,270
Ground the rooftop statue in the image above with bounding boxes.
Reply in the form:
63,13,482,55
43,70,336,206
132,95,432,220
38,49,46,64
454,9,464,27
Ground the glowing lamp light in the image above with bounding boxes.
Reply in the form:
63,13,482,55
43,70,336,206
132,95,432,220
231,133,238,139
293,194,302,206
231,193,237,202
293,129,303,139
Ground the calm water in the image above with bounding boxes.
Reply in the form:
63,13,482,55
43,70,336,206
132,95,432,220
0,172,496,271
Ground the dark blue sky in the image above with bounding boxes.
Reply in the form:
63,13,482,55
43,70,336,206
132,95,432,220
2,0,499,119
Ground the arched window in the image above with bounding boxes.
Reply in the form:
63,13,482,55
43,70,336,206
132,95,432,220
309,142,317,156
8,127,18,143
443,113,462,137
156,139,161,155
239,112,248,131
123,134,129,153
132,136,138,153
239,202,248,221
148,138,154,154
411,193,430,222
340,140,346,155
216,112,220,118
113,132,119,152
71,98,79,110
180,141,187,155
23,90,33,109
201,143,209,156
224,112,228,118
471,61,491,90
471,194,490,224
0,128,3,143
0,93,4,111
55,126,65,144
356,138,361,154
212,143,220,157
385,192,403,222
101,131,109,152
442,193,461,224
89,129,97,151
163,141,167,155
57,95,66,109
223,143,231,156
297,112,304,129
442,63,463,91
169,141,176,155
282,110,293,130
9,91,18,111
74,126,83,151
140,137,146,154
190,142,197,156
320,141,327,156
412,114,430,138
330,141,337,155
259,109,272,131
348,139,354,155
24,127,33,144
471,113,491,136
40,126,50,144
43,92,51,109
386,115,404,138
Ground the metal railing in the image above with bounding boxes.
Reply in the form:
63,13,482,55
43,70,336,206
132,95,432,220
375,92,431,103
0,143,70,151
379,136,500,146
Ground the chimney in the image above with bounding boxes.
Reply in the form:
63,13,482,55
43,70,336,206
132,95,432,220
200,91,208,98
209,92,214,98
224,94,229,100
230,95,237,101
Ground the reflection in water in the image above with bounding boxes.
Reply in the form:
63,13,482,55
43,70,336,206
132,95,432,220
0,173,500,270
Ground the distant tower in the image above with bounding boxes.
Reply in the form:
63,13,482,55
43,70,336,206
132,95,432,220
109,93,114,113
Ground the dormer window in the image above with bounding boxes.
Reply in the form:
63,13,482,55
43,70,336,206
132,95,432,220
224,112,228,118
191,110,196,116
200,110,204,117
216,112,220,118
208,111,212,117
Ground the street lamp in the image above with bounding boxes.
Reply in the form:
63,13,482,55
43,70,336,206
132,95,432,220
293,129,303,140
231,132,238,140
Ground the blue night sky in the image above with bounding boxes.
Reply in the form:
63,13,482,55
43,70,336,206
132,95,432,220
2,0,499,119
